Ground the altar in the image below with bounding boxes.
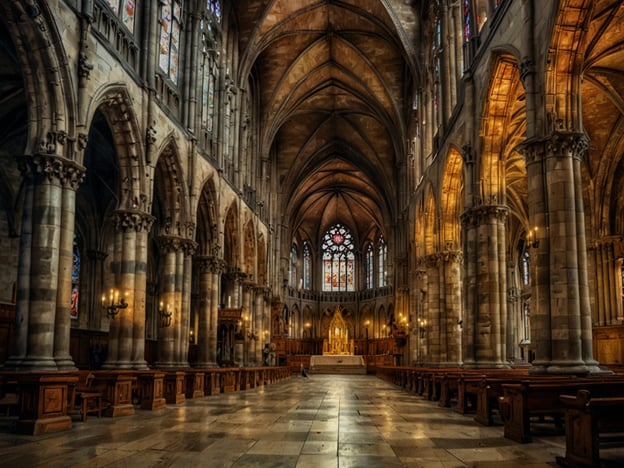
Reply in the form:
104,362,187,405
322,307,354,355
310,307,366,374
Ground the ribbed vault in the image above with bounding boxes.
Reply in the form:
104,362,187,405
234,0,418,245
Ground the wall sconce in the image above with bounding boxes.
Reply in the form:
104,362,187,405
158,301,173,328
364,320,370,339
457,319,463,330
102,289,128,319
418,318,427,338
527,226,539,249
247,329,259,340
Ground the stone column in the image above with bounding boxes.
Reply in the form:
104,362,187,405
460,205,509,368
592,237,621,326
423,254,440,366
54,161,86,370
155,236,182,369
252,287,265,364
441,250,463,366
209,258,225,365
195,256,212,367
130,213,154,369
242,281,254,365
103,210,151,369
522,133,601,374
177,238,196,368
8,155,84,371
415,267,428,365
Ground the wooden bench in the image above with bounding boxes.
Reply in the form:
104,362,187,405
556,390,624,468
499,378,624,443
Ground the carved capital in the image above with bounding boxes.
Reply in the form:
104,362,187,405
546,132,589,161
114,210,155,233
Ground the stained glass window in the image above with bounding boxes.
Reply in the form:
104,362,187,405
105,0,137,33
303,242,311,290
71,232,81,319
463,0,471,43
289,244,298,287
378,236,387,288
159,0,182,85
322,224,355,292
200,1,220,133
207,0,221,21
365,243,374,289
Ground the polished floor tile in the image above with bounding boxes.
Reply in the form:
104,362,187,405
0,373,620,467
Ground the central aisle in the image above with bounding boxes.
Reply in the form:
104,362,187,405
0,374,571,467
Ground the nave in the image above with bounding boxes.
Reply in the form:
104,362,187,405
2,374,613,468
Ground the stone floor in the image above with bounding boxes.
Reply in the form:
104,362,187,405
0,373,622,467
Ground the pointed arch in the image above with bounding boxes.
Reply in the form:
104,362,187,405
196,177,218,256
87,85,148,212
243,219,256,280
223,202,239,267
480,55,523,205
440,147,465,251
424,184,437,255
0,1,77,158
153,139,192,238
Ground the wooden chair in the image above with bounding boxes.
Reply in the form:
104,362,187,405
74,373,102,422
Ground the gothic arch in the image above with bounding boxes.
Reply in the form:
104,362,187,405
424,184,437,256
547,0,594,133
440,147,464,251
480,55,524,206
153,140,192,239
0,1,77,158
196,177,218,256
243,219,256,280
87,85,148,212
223,202,239,268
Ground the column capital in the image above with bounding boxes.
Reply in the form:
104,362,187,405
18,154,86,189
518,132,589,164
460,205,509,228
114,210,155,233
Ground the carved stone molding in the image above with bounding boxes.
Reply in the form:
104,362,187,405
18,154,86,189
114,210,155,233
460,205,509,229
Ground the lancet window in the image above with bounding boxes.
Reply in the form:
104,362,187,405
289,243,298,288
159,0,183,85
303,242,311,290
378,236,387,288
365,243,374,289
104,0,137,33
201,0,221,133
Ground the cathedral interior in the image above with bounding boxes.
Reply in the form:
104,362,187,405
0,0,624,465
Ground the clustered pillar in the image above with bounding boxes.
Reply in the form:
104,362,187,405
7,154,85,371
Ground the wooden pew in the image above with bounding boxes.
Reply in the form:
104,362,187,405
499,378,624,443
556,389,624,468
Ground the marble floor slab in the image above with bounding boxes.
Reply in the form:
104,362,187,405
0,374,622,467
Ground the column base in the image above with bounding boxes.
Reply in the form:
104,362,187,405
14,356,58,371
54,355,77,371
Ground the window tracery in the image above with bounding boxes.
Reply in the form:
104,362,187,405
303,242,311,290
159,0,182,85
378,236,387,288
105,0,137,33
322,224,354,292
365,243,374,289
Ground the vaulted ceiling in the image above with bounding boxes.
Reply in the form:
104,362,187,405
233,0,419,247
